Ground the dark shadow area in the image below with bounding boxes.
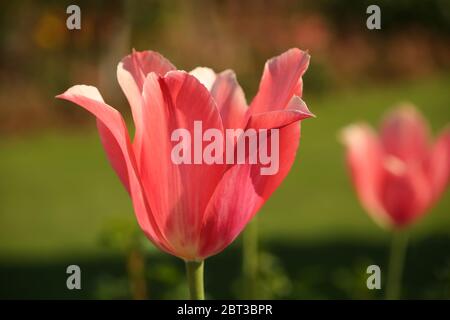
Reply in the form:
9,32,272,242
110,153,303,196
1,234,449,299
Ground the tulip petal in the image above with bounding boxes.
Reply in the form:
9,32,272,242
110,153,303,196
117,50,176,161
340,124,390,227
210,70,248,130
199,121,302,258
56,85,173,253
199,95,314,258
139,71,225,260
380,105,430,163
189,67,217,91
380,158,433,227
250,48,310,114
428,127,450,201
248,96,314,130
119,49,176,92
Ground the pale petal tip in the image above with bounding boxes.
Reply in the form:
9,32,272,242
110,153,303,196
298,106,316,120
55,85,104,102
267,47,310,65
219,69,236,76
189,67,217,91
300,102,316,119
386,102,423,121
339,123,372,146
287,96,315,119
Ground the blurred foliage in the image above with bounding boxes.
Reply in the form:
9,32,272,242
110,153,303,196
0,0,449,134
331,258,379,299
99,218,148,299
233,252,292,299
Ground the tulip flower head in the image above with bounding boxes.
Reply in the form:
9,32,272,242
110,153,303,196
341,104,450,229
56,48,314,261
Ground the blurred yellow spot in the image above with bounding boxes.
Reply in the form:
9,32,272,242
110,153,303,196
34,12,67,50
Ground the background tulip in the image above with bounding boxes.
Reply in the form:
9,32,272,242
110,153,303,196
57,48,313,299
341,104,450,299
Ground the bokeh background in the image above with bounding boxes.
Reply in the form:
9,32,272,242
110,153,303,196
0,0,449,299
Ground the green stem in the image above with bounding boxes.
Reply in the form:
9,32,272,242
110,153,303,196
386,230,408,300
243,218,258,299
185,260,205,300
127,247,148,300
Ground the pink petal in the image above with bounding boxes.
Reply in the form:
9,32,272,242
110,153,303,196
119,49,176,91
380,105,430,163
427,127,450,201
189,67,217,91
380,159,433,227
56,85,173,254
199,122,302,258
340,124,390,227
248,96,315,130
250,48,310,114
139,71,225,260
117,50,176,162
199,80,314,258
210,70,248,131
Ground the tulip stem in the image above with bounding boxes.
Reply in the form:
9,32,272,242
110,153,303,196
386,230,408,300
243,218,258,299
185,260,205,300
126,247,148,300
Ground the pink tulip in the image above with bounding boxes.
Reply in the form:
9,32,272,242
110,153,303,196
341,105,450,229
56,48,313,261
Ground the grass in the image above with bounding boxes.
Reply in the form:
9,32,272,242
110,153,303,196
0,75,449,298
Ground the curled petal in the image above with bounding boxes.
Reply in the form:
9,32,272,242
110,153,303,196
56,85,173,253
248,96,315,130
250,48,310,114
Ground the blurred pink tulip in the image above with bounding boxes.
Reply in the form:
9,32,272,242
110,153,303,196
341,105,450,229
56,49,313,260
